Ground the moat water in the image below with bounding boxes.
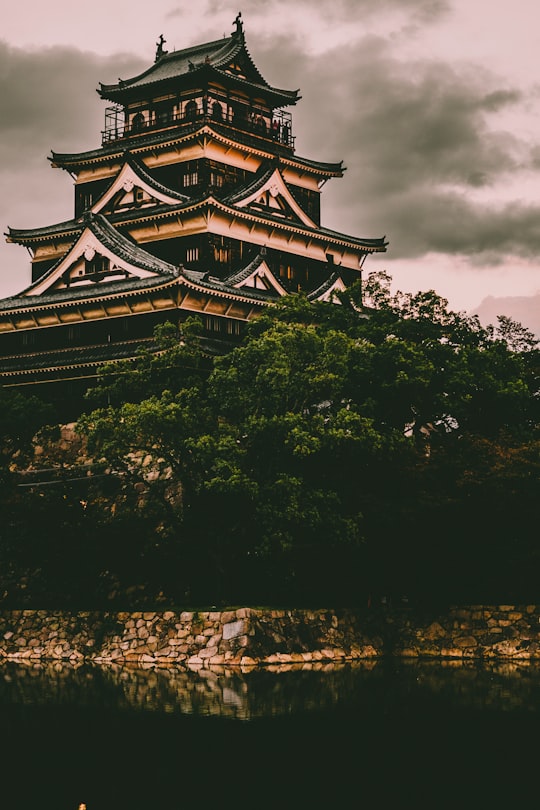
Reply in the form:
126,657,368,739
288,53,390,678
1,658,539,809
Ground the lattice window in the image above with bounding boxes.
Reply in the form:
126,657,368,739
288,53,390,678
183,171,198,187
226,320,241,335
210,172,224,188
214,247,230,263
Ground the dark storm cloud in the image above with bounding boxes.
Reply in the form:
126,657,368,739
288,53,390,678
0,41,144,165
0,42,146,293
251,33,539,261
377,191,540,261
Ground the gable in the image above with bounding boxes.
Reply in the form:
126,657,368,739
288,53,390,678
235,168,317,228
23,227,163,297
91,163,182,216
221,46,267,86
232,260,287,296
311,275,348,303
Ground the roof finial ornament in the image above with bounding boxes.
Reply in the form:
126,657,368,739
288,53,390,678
233,11,243,36
155,34,168,62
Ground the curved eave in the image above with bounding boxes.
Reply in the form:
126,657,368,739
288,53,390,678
50,123,279,168
98,35,243,99
8,192,386,257
283,156,344,178
122,154,190,202
210,199,388,252
223,162,277,204
179,270,273,306
205,64,299,106
102,66,298,107
0,276,179,316
113,195,387,253
6,222,81,246
50,124,342,179
98,36,298,106
0,340,157,378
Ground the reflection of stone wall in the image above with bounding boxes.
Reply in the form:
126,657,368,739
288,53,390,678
2,605,540,667
2,658,540,719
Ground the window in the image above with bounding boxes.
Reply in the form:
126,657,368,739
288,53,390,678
155,103,173,126
210,172,224,188
183,171,198,187
185,100,198,121
279,264,294,280
85,255,110,275
226,320,241,336
80,191,93,211
205,316,222,332
212,101,224,121
186,247,199,263
214,247,230,263
131,112,146,132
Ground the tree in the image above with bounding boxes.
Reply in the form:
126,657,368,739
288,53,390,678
33,276,540,606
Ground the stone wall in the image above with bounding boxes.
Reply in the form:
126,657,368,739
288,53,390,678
392,604,540,660
0,608,382,668
2,604,540,667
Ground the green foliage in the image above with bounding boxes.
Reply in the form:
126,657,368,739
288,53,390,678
2,277,539,608
84,317,211,408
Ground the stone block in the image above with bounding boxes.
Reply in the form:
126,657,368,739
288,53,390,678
223,619,245,640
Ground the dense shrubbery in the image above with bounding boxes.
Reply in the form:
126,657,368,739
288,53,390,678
1,273,539,608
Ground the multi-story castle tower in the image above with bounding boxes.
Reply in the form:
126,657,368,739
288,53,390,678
0,14,387,412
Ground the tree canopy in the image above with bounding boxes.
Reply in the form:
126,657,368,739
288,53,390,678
67,274,540,608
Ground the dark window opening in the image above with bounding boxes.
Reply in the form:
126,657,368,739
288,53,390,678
212,101,224,121
85,255,110,275
185,100,198,121
132,112,146,133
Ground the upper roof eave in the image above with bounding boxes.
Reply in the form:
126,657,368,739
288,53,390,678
98,35,242,98
50,124,343,177
6,219,82,245
98,32,298,106
8,194,387,254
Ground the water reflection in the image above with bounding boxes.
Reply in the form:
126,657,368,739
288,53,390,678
2,657,540,719
2,657,540,809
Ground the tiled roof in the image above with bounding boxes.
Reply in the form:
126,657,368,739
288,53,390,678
307,272,342,300
7,218,81,244
0,274,177,313
223,250,267,285
21,212,177,293
99,36,244,96
223,162,277,205
50,124,341,176
123,153,190,202
0,338,157,374
98,32,298,105
179,265,276,304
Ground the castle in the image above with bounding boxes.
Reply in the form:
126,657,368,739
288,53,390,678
0,14,387,414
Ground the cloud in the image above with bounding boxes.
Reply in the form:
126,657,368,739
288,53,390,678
251,31,539,262
0,42,145,294
204,0,450,25
0,41,144,165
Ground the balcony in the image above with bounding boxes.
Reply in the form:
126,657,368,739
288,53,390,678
101,104,295,151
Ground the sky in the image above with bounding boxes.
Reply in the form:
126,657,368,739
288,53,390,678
1,0,540,319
